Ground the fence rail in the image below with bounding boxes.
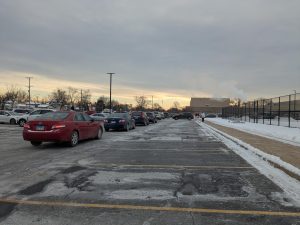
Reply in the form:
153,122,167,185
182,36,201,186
222,93,300,128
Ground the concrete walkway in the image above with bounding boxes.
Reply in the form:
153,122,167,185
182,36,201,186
206,121,300,169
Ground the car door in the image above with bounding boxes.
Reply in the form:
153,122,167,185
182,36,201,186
83,113,98,138
0,111,6,123
4,112,12,123
74,113,88,140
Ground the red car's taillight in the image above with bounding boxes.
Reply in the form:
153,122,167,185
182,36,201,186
51,124,66,129
24,124,30,129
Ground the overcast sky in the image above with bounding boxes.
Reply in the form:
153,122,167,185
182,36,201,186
0,0,299,107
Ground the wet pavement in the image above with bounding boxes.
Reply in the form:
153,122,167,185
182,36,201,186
0,119,299,225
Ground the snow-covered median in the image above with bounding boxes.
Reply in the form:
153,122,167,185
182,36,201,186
197,121,300,207
206,118,300,147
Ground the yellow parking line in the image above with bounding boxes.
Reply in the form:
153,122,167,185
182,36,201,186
0,198,299,217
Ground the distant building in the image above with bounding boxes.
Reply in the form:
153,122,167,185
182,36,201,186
190,97,230,114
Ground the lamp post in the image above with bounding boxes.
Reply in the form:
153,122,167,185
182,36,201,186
107,73,115,113
294,90,297,119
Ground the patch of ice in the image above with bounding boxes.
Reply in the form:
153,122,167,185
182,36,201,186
105,189,175,200
150,136,182,141
91,171,180,185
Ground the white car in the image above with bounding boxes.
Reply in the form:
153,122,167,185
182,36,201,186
0,110,23,125
154,111,162,120
18,109,55,127
90,113,107,121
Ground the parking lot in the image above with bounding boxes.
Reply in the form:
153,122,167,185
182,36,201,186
0,119,299,225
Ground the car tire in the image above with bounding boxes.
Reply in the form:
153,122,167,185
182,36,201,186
95,128,103,139
105,128,109,132
10,119,16,125
19,119,26,127
31,141,42,146
69,131,79,147
188,117,192,120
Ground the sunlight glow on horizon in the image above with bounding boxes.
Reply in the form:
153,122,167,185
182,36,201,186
0,71,195,109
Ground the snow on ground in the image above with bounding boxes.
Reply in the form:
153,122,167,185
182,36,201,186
197,121,300,207
206,118,300,147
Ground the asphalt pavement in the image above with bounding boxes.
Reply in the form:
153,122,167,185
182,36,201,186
0,119,299,225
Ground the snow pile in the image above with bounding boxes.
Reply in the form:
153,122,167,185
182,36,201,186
197,121,300,206
206,118,300,147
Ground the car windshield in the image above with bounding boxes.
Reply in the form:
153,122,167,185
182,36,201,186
108,113,126,118
8,112,19,115
36,112,69,120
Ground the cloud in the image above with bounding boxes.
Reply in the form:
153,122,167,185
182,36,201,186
0,0,299,105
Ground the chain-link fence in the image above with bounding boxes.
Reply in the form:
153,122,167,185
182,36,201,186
222,93,300,128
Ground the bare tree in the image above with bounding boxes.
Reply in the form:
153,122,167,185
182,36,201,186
135,96,149,110
16,90,27,103
153,103,163,111
5,86,20,108
50,89,68,109
173,101,180,110
67,87,79,106
97,96,110,106
80,90,92,111
0,93,5,110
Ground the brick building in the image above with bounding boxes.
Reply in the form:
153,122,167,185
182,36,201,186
190,97,230,114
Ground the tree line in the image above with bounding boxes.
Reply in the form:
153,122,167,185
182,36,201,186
0,86,183,112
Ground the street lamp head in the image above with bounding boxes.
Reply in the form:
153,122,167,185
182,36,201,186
107,72,115,75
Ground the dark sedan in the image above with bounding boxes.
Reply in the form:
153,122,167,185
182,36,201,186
146,112,157,123
104,112,135,131
23,111,104,147
131,111,149,125
172,112,194,120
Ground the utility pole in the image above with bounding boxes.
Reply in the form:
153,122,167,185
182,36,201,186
25,77,33,107
294,90,297,119
107,73,115,113
152,96,154,110
80,89,83,111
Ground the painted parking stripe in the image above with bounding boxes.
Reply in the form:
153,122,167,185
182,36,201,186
90,163,254,169
0,198,299,217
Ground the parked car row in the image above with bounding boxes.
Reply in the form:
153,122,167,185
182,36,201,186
16,109,170,147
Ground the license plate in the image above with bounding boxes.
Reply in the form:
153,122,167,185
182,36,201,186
110,121,116,124
36,125,45,131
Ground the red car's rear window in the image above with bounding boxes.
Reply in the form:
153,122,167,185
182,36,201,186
36,112,70,120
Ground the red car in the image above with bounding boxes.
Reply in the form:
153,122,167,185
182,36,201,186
23,111,104,147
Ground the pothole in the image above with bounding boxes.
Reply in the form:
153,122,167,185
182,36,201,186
18,179,53,195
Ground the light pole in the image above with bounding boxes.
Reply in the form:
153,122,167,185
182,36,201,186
294,90,297,118
107,73,115,113
25,77,33,107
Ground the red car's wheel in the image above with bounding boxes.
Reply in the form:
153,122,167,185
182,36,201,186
69,131,79,147
95,128,103,139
